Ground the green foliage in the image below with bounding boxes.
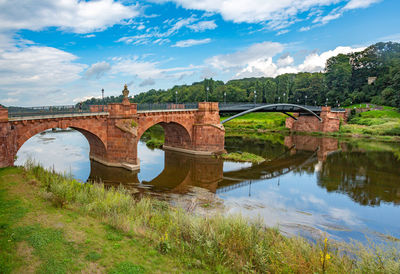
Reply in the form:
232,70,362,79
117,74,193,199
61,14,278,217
20,163,400,273
223,112,287,132
12,225,80,274
145,138,164,149
108,262,145,274
220,152,265,164
85,251,102,262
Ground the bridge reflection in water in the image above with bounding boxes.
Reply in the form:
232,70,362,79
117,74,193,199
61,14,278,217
89,135,336,195
89,135,400,207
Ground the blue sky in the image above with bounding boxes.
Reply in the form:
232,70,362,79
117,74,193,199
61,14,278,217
0,0,399,106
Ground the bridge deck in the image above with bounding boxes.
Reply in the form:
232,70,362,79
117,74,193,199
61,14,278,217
9,112,109,121
137,109,197,114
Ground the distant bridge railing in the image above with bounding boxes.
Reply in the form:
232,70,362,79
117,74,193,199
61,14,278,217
7,105,93,118
137,103,198,111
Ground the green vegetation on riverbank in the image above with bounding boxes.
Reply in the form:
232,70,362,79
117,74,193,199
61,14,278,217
1,164,399,273
221,107,400,141
341,109,400,137
141,124,164,149
222,112,287,132
219,152,265,164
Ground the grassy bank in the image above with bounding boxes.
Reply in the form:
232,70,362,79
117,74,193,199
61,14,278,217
341,109,400,138
218,152,265,164
1,164,399,273
222,112,287,133
222,107,400,142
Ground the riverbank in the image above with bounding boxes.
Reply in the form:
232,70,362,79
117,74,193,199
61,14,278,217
222,108,400,142
1,164,399,273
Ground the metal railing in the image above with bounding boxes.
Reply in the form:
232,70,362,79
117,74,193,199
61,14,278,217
137,103,198,111
7,105,93,118
218,102,345,112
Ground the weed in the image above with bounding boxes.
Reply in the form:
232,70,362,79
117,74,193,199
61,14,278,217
85,251,102,262
109,261,145,274
19,163,400,273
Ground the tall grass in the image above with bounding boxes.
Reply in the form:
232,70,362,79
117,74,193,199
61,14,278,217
25,161,400,273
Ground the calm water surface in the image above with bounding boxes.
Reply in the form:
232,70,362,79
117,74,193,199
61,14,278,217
15,129,400,243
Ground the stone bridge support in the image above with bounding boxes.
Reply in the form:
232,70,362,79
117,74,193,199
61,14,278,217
285,106,348,132
0,100,225,171
0,106,14,167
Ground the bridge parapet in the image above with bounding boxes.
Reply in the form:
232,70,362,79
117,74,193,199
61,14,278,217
0,106,8,122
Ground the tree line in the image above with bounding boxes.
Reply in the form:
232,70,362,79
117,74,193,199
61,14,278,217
80,42,400,109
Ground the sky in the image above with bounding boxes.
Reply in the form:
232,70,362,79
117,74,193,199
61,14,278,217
0,0,399,106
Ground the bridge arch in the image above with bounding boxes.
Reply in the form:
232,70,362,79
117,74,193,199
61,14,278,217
13,120,107,164
137,117,193,150
221,103,322,124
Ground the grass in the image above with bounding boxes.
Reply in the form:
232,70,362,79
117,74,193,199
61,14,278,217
341,109,400,137
221,107,400,141
222,112,287,132
219,152,265,164
1,163,399,273
0,166,198,273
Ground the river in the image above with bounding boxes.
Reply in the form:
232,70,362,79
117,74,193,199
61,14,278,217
15,129,400,244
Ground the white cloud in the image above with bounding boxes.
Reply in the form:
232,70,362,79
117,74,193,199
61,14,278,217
298,46,365,72
172,38,211,47
314,0,381,25
117,16,216,46
139,78,156,87
343,0,381,10
73,95,101,103
0,45,85,87
111,56,202,80
116,34,153,45
157,0,381,31
187,20,217,32
299,26,311,32
0,38,86,106
206,41,284,71
277,55,294,67
137,24,146,30
206,41,365,78
84,61,111,79
276,29,289,36
0,0,139,34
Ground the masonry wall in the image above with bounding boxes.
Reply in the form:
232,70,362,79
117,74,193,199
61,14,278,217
0,101,226,170
285,107,347,133
192,102,225,152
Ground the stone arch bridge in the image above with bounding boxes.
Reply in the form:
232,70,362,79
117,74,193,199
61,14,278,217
0,99,225,170
0,93,347,170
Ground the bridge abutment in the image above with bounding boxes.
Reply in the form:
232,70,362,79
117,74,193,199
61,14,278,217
286,107,347,133
0,106,15,168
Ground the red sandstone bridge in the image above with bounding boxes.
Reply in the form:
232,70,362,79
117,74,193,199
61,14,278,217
0,87,348,170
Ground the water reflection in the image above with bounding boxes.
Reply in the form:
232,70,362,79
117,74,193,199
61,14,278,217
89,150,223,194
15,129,400,242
